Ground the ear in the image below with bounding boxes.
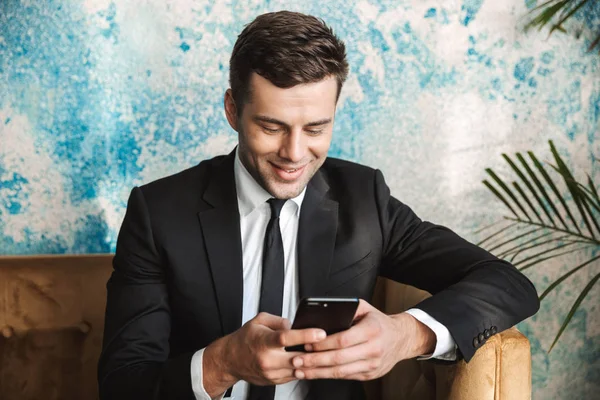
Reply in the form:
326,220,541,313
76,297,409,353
224,89,239,132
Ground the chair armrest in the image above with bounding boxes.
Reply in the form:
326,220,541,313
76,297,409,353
433,327,532,400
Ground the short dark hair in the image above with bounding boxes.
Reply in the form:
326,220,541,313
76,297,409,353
229,11,349,113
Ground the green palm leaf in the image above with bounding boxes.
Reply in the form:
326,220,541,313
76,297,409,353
549,271,600,352
497,231,558,259
504,154,545,223
523,0,600,52
517,245,592,271
539,254,600,301
503,233,569,260
479,140,599,353
549,141,598,238
476,221,519,247
517,153,566,229
529,151,582,233
485,169,531,219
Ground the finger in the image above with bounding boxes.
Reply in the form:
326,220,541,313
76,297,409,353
293,342,373,369
295,359,378,380
254,312,290,331
309,322,370,352
269,327,326,348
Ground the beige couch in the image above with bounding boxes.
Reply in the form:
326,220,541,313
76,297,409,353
0,255,532,399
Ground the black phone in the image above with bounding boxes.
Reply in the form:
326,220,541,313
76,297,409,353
285,297,359,352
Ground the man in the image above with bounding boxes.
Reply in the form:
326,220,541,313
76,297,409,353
98,10,539,400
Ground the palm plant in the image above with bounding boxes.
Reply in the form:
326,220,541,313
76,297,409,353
524,0,600,52
477,140,599,352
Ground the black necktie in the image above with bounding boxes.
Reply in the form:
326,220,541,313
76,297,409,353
248,198,286,400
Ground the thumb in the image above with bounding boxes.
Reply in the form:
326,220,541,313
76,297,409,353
254,312,291,331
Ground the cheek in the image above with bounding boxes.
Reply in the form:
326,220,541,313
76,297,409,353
310,135,333,158
246,129,281,156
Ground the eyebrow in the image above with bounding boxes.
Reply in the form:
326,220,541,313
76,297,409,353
252,115,332,128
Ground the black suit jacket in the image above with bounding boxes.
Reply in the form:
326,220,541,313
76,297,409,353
98,151,539,400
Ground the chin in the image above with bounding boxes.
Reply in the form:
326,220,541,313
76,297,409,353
266,181,305,200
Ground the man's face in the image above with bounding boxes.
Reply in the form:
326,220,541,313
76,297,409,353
225,73,338,199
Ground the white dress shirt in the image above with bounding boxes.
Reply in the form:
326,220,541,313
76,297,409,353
191,149,457,400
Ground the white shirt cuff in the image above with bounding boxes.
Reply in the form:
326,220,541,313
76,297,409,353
405,308,457,361
191,348,227,400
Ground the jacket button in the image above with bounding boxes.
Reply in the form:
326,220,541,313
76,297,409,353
491,326,498,335
473,337,480,347
484,329,490,339
478,333,485,342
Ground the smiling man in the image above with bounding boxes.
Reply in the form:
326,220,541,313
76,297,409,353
98,11,540,400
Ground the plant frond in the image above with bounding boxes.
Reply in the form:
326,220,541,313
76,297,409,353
549,0,589,36
476,221,519,246
473,220,510,236
515,241,584,267
518,245,592,271
504,233,570,261
549,163,600,236
504,217,600,244
529,151,581,233
506,153,552,224
589,34,600,51
488,227,546,253
486,169,531,220
586,173,600,202
525,1,571,32
549,141,598,238
483,180,520,219
513,181,545,223
539,254,600,301
497,230,558,259
576,182,600,213
518,153,564,228
549,270,600,352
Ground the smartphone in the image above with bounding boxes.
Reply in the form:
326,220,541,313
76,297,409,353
285,297,359,352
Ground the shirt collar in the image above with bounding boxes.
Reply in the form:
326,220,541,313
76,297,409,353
234,147,306,217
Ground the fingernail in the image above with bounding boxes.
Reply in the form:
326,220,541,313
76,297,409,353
316,330,326,340
293,358,303,368
295,370,305,379
305,344,313,352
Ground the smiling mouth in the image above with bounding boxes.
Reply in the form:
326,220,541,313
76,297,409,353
271,163,306,172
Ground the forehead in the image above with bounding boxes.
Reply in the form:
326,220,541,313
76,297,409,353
246,73,338,115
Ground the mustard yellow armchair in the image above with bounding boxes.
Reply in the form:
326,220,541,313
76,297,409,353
0,256,532,400
366,279,533,400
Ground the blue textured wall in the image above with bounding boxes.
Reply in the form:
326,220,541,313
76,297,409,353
0,1,598,397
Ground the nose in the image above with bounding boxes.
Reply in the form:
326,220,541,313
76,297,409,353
279,129,306,163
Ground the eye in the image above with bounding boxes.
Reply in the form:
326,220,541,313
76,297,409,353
262,126,282,134
306,129,324,136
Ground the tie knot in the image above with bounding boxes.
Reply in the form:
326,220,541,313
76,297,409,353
267,198,287,219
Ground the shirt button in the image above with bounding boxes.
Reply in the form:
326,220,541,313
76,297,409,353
478,333,485,342
473,337,480,347
484,329,491,339
491,326,498,335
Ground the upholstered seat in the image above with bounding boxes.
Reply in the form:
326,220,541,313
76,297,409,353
0,256,531,400
365,279,532,400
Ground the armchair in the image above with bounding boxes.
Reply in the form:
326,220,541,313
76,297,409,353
365,278,533,400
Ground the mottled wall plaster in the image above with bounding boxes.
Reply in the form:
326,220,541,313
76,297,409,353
0,1,598,398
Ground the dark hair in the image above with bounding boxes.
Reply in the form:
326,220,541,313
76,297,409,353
229,11,349,113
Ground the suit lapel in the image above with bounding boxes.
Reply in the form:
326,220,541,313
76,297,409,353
298,169,339,299
197,152,244,336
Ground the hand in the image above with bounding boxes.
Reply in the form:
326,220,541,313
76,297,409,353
291,299,436,381
203,312,327,396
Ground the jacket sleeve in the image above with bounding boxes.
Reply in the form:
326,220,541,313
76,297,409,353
374,169,540,362
97,186,196,400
